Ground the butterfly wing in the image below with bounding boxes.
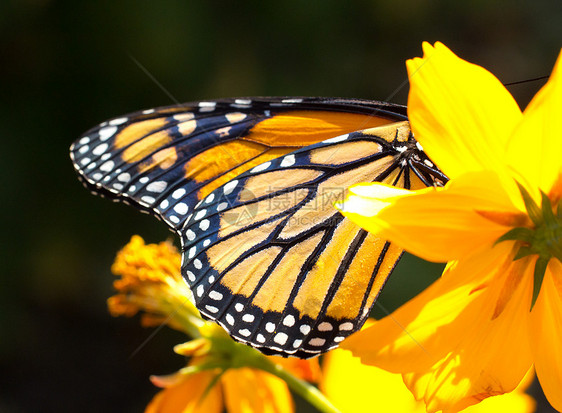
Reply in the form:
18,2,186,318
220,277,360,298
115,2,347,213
70,97,445,358
70,97,407,230
181,121,445,357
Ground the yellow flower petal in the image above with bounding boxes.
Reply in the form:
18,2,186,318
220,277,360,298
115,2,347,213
407,42,522,180
506,49,562,197
321,348,424,413
221,368,294,413
146,371,223,413
343,242,534,412
339,171,517,262
530,260,562,412
462,369,535,413
321,348,535,413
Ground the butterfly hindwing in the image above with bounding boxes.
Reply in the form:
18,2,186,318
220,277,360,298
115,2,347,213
180,121,444,357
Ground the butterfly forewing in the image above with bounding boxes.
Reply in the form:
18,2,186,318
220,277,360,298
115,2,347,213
70,98,407,230
70,97,445,358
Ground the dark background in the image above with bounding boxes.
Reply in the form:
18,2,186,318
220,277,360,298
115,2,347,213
1,1,560,411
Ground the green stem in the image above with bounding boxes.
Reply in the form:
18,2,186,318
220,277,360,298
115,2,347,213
258,356,341,413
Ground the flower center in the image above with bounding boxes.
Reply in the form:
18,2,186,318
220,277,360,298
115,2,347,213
496,183,562,308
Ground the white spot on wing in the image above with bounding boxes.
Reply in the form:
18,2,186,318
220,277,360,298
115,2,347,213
98,126,117,141
323,134,349,144
239,329,251,337
223,180,238,195
225,112,247,123
339,322,353,331
226,314,234,325
280,155,295,167
146,181,167,193
274,332,288,345
186,229,196,241
186,271,196,282
174,202,189,215
141,196,155,205
242,314,255,323
265,322,275,333
109,117,128,126
92,143,108,156
309,337,326,347
209,291,223,301
283,315,295,327
199,101,216,112
251,162,271,173
188,246,197,259
118,173,131,182
318,322,333,331
99,161,114,172
205,305,219,313
199,219,210,231
194,209,207,220
172,188,186,199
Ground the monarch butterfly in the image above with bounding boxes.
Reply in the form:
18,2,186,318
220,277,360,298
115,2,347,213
70,97,447,358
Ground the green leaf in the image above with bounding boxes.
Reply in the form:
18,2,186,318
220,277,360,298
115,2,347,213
517,182,542,226
531,257,549,310
514,246,535,260
540,191,556,222
495,227,534,244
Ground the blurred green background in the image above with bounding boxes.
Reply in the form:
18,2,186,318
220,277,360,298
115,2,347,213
1,1,560,411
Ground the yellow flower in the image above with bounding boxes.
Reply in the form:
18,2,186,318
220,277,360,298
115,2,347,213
321,346,536,413
146,351,295,413
109,236,322,413
337,42,562,412
108,235,203,337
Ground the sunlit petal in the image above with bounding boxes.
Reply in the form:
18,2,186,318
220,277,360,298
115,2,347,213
343,242,534,412
530,260,562,412
146,371,223,413
407,42,522,180
320,348,424,413
339,171,517,262
222,368,294,413
321,348,535,413
506,49,562,197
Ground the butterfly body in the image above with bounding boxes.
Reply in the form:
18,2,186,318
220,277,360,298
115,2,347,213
70,97,446,358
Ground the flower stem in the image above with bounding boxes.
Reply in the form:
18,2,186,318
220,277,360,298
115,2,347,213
258,357,341,413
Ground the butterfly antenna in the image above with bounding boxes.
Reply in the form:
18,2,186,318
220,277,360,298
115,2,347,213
503,75,549,87
127,53,182,105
